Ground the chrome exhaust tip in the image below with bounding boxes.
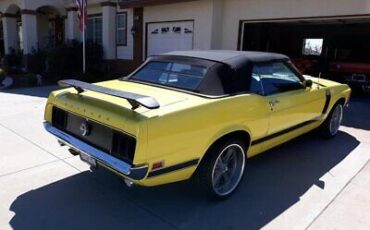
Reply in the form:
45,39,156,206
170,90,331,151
124,178,134,188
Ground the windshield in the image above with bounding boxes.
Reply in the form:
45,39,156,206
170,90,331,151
130,61,207,91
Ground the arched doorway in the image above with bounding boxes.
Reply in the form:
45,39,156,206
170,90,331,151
36,6,65,48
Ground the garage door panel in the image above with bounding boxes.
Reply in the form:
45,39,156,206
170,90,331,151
147,21,194,56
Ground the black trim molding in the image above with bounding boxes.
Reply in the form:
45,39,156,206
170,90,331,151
322,90,332,114
147,159,199,178
20,9,37,15
251,117,320,146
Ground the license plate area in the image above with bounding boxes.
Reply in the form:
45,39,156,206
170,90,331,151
80,152,97,168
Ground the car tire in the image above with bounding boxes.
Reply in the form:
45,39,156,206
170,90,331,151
319,103,343,138
195,139,247,200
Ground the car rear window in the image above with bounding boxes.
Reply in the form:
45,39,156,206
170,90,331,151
130,61,207,91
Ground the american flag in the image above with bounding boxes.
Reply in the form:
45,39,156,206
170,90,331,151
76,0,87,31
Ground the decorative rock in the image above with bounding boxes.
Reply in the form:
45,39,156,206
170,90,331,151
0,76,14,89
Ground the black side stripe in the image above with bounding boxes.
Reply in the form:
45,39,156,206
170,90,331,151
251,117,320,146
147,159,199,178
322,90,332,114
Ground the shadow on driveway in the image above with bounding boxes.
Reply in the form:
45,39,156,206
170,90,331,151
9,131,360,230
342,96,370,131
0,85,59,98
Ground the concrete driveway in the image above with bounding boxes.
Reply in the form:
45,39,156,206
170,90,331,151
0,86,369,230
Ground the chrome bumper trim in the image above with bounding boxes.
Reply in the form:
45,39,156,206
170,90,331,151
43,122,148,180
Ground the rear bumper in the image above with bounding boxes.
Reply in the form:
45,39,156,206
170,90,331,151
43,122,148,180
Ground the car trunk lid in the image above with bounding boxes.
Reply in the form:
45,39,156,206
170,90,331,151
48,79,203,136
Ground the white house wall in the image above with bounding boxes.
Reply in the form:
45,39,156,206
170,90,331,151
143,0,214,58
87,4,102,15
102,4,116,59
140,0,370,52
66,9,80,41
210,0,224,49
85,4,134,60
2,0,370,61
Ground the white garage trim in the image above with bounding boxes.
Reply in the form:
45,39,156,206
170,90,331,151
145,19,195,58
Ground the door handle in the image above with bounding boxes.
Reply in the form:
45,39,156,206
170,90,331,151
269,99,280,107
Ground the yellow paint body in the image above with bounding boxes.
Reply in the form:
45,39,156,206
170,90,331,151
44,77,351,186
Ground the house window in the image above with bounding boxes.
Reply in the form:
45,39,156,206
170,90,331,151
87,16,102,44
117,13,127,46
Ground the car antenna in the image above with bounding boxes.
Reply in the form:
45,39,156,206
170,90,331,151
318,72,321,89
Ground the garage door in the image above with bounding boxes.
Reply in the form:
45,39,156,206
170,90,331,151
239,18,370,90
147,21,194,56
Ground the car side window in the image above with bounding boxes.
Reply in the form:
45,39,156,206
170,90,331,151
253,62,303,95
250,69,264,94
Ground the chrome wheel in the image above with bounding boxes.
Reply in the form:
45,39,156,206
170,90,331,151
329,104,343,136
211,144,245,196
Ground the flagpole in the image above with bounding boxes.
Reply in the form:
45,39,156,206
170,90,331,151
82,1,86,74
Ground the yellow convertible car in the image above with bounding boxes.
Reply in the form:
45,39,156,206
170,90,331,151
44,50,351,199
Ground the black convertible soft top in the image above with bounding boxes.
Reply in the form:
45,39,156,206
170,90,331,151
130,50,291,96
162,50,289,67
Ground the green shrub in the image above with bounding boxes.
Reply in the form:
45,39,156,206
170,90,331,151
28,47,46,74
0,68,6,83
3,48,23,73
24,73,38,86
43,40,104,79
2,41,105,84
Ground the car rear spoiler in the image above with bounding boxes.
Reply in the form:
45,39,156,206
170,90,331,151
58,79,160,110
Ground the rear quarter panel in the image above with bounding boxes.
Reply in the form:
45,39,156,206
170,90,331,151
142,94,270,186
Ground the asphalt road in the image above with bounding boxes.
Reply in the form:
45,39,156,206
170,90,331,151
0,86,369,230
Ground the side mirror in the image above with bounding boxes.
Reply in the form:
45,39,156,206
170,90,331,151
305,79,313,88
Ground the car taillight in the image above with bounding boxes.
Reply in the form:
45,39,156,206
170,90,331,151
52,107,68,130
